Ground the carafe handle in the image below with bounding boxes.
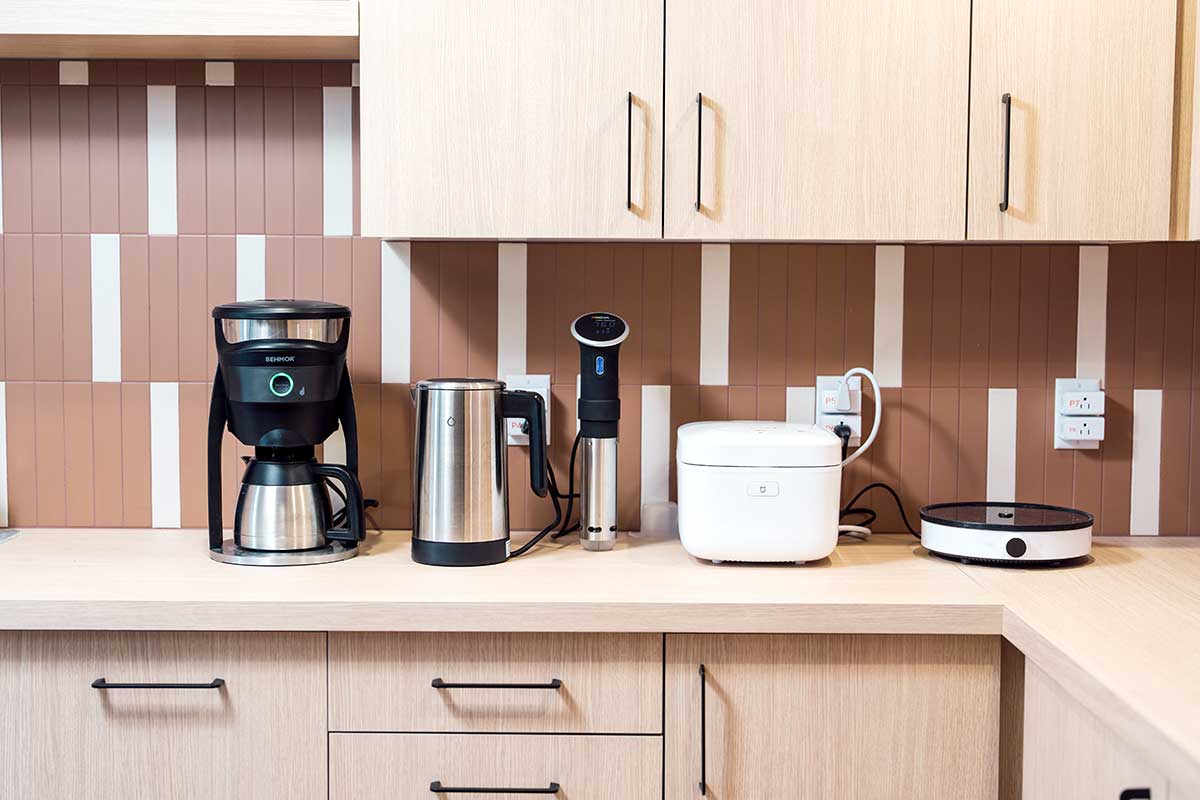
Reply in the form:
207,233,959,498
501,390,548,498
314,463,366,543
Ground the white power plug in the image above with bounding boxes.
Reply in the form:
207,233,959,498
504,374,551,446
816,375,862,446
1054,378,1105,449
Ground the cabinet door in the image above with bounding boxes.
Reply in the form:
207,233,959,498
1024,661,1170,800
0,631,327,800
664,0,969,240
360,0,662,239
664,633,1000,799
968,0,1175,240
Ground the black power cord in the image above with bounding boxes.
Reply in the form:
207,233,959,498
509,460,565,558
551,432,582,539
840,482,920,538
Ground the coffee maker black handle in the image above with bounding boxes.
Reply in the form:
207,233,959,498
207,367,230,552
314,463,366,543
501,390,548,498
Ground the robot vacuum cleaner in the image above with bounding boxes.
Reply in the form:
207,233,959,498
919,502,1093,567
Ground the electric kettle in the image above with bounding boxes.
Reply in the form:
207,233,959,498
411,379,548,566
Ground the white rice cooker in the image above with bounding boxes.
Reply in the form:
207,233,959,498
676,421,844,564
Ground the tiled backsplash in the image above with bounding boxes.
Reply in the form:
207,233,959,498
0,60,1197,535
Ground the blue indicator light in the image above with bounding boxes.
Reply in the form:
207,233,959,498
595,355,605,376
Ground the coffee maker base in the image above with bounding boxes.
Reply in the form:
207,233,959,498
209,539,358,566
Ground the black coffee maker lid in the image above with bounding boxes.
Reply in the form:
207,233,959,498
212,299,351,321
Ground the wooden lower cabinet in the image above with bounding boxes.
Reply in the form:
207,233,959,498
1023,661,1169,800
665,633,1001,799
0,631,327,800
330,733,662,799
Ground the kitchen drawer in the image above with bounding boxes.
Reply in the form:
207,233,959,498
331,732,662,800
329,632,662,733
0,631,326,800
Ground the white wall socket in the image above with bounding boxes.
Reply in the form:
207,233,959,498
816,375,862,446
504,374,551,446
1054,377,1104,450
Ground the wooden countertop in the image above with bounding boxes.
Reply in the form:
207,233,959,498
1,529,1198,793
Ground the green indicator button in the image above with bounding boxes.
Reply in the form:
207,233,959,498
269,372,294,398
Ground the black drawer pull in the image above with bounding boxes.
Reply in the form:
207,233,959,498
698,663,707,795
92,677,225,690
626,91,633,210
430,781,559,794
999,92,1012,212
1120,790,1151,800
695,92,704,211
431,678,562,690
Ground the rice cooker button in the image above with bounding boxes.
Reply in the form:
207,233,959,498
747,481,779,497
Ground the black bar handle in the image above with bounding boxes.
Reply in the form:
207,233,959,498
432,678,562,690
626,91,633,210
999,93,1012,212
1120,791,1151,800
698,663,707,795
695,93,703,211
92,677,225,690
431,781,560,795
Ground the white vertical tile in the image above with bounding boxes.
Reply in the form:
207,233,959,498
146,85,178,235
497,243,527,378
59,61,88,85
1130,389,1163,535
699,243,730,386
235,234,266,301
873,245,905,388
1076,245,1108,383
640,386,672,506
90,234,122,382
0,383,7,528
786,387,816,425
322,86,354,236
325,425,348,465
381,241,412,384
205,62,235,86
149,382,181,529
986,388,1018,502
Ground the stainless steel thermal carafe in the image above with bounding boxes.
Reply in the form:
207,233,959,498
411,379,548,566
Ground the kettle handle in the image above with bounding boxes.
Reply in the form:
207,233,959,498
314,463,366,543
501,390,549,498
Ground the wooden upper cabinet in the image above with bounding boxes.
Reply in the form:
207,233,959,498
968,0,1176,240
664,0,970,240
360,0,662,239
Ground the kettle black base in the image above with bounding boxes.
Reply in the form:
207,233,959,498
411,537,509,567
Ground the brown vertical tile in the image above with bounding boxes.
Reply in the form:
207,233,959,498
235,85,265,233
757,386,785,421
120,235,150,381
29,86,61,232
1043,393,1075,509
785,244,818,386
727,385,756,421
617,384,642,531
379,383,413,529
34,383,67,526
467,243,498,379
1164,244,1196,389
28,61,57,86
437,243,470,377
669,386,701,501
293,63,323,88
265,235,294,299
842,390,875,501
117,61,147,86
1105,245,1138,390
409,242,441,383
1160,389,1192,535
526,243,556,377
293,87,324,234
87,61,118,86
222,429,241,528
928,387,960,504
898,388,932,525
930,246,963,387
5,383,37,525
815,245,848,376
178,382,209,528
0,61,31,85
264,87,295,234
117,86,148,233
121,383,152,527
322,63,353,86
843,244,874,371
63,382,94,526
294,235,323,299
146,61,176,87
1074,449,1104,532
670,244,701,385
583,244,614,312
148,236,179,381
553,244,586,384
988,246,1020,387
205,86,236,234
0,238,5,379
205,236,236,376
178,236,209,381
1191,392,1200,533
32,235,63,380
611,244,644,385
867,387,904,530
901,245,932,387
92,382,124,526
1015,387,1046,504
353,383,382,511
175,86,207,234
957,388,989,502
727,244,759,386
1133,243,1167,389
175,61,206,86
234,62,264,87
1016,246,1049,388
350,237,381,383
1,86,33,232
59,85,91,233
1045,245,1079,383
61,235,91,380
641,245,671,385
88,85,120,233
1100,387,1133,534
4,235,34,380
262,59,291,86
757,245,788,385
509,444,530,531
698,385,728,422
959,247,991,388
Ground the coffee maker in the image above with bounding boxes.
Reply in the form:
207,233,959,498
207,300,367,566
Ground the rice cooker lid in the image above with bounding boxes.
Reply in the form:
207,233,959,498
676,421,842,468
920,502,1093,532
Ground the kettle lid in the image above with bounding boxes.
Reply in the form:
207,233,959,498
415,378,505,391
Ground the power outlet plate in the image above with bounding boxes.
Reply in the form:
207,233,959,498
816,375,862,446
504,374,551,446
1054,377,1103,450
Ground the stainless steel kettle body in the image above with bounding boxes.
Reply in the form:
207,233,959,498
411,379,547,566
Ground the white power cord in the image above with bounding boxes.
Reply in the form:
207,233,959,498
835,366,882,540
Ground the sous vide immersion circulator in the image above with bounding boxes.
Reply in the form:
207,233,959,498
571,312,628,551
